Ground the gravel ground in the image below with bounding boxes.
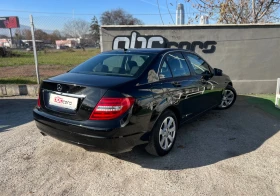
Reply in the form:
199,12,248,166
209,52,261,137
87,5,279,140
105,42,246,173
0,96,279,196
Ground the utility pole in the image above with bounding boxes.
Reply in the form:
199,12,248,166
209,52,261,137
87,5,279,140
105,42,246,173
9,28,13,48
30,15,40,84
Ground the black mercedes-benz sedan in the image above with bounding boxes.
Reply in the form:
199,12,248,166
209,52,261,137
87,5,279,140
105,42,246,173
33,48,236,156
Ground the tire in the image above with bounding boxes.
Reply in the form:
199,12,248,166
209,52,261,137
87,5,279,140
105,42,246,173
145,110,178,156
218,85,237,109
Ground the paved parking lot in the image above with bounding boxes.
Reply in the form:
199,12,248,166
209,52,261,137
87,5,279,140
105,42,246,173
0,96,280,196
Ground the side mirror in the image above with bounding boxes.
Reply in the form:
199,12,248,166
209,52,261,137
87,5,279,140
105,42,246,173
214,68,223,76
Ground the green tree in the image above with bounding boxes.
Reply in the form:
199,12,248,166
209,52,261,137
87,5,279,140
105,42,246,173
34,29,48,40
50,30,62,44
100,8,144,25
90,16,100,43
52,30,62,39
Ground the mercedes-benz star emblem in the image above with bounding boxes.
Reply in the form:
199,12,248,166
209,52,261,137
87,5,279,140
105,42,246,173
57,84,62,92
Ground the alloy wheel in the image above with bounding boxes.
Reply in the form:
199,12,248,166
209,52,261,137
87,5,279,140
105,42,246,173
159,116,176,150
220,89,235,108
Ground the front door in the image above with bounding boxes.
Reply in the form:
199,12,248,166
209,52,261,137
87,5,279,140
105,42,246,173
183,52,222,112
158,52,207,121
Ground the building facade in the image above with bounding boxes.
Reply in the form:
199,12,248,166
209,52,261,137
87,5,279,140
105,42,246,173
100,24,280,94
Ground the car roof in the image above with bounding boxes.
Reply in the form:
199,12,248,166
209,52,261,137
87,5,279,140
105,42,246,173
101,48,191,55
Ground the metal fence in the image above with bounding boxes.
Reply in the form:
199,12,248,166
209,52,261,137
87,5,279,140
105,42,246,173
0,15,100,84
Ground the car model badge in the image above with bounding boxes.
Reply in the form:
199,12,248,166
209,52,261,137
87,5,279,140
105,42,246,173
57,84,62,92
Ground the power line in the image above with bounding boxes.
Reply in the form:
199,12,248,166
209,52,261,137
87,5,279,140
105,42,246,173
166,0,175,24
157,0,165,25
0,9,205,16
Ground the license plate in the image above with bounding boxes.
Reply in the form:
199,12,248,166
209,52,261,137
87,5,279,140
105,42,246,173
49,93,78,110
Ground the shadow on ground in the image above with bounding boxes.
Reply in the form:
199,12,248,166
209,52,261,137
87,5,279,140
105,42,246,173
112,95,280,170
1,95,279,170
0,98,36,132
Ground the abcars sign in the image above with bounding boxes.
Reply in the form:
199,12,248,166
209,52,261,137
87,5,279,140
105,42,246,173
0,16,20,28
112,31,217,53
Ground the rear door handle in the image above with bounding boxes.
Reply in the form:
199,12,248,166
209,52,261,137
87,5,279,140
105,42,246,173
172,82,181,87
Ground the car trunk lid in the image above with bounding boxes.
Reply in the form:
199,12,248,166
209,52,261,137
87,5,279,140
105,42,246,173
39,73,135,121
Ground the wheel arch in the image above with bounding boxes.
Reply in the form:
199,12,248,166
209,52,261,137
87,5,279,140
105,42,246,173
148,105,181,134
145,105,181,156
164,106,181,126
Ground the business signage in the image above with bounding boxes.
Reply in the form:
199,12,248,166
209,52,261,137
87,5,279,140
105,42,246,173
112,31,217,53
0,16,20,28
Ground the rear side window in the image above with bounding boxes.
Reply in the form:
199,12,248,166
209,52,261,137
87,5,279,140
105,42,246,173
159,60,172,79
70,53,156,77
165,52,191,77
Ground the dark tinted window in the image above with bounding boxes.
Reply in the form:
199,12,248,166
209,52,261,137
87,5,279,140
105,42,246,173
70,53,156,77
184,53,210,75
159,60,172,79
103,56,124,72
131,55,146,67
165,52,191,77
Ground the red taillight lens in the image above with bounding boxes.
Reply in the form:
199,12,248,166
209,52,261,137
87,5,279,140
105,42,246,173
37,94,41,108
89,97,135,120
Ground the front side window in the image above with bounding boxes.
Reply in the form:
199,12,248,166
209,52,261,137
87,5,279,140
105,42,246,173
184,53,211,75
165,52,191,77
70,53,156,77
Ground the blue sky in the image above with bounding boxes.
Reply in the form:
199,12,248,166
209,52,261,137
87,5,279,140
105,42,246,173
0,0,199,31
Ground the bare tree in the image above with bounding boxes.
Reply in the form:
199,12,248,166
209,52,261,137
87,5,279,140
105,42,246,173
100,8,144,25
217,0,280,23
63,19,90,38
170,0,280,23
21,29,32,40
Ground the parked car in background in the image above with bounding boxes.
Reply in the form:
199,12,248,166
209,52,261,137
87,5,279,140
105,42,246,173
73,45,81,49
57,45,70,50
33,48,236,156
44,44,56,49
26,46,42,51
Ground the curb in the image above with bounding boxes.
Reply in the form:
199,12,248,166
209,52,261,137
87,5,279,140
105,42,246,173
0,84,39,97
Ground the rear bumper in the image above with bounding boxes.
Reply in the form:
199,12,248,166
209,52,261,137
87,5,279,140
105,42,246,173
33,109,149,154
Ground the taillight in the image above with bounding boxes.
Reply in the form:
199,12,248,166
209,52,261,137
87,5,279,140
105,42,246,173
89,97,135,120
37,94,41,108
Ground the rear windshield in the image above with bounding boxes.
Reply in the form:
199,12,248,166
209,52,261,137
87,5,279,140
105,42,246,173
70,53,156,77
